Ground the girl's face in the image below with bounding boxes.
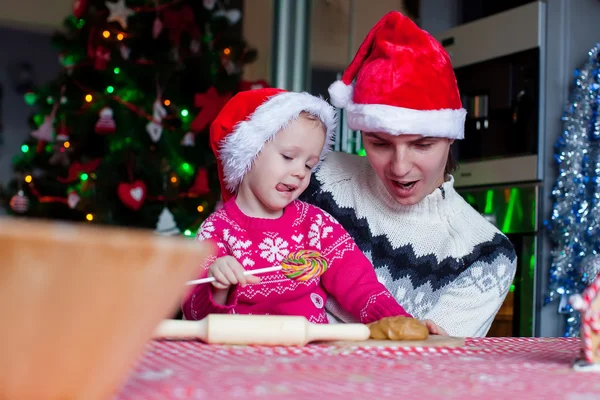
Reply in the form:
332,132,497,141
236,116,326,218
362,132,453,206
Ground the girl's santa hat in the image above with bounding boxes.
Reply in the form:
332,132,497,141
328,11,466,139
210,88,337,202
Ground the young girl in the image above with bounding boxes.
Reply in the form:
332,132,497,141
182,88,445,334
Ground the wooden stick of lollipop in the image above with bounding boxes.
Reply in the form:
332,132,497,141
186,250,327,285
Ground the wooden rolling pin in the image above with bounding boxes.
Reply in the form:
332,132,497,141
154,314,370,346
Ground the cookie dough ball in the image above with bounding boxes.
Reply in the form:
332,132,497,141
367,316,429,340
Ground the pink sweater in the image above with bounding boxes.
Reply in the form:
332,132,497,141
182,199,410,324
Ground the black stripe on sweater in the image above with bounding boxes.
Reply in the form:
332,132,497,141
300,176,517,291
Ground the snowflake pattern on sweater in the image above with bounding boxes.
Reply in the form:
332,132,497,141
182,198,410,324
300,152,517,337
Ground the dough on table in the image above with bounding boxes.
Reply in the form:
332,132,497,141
367,316,429,340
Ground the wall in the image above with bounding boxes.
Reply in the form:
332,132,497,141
0,26,61,212
0,0,71,32
419,0,460,34
242,0,405,82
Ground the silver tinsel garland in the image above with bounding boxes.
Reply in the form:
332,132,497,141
547,44,600,337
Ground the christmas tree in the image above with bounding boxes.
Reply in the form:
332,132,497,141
546,44,600,337
3,0,266,236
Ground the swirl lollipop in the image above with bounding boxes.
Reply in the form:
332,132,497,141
186,250,328,285
281,250,328,281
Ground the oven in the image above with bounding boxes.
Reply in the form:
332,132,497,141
435,1,546,188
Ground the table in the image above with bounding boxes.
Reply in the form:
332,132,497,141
116,338,597,399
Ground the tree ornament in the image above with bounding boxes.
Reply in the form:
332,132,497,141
67,190,80,209
95,107,116,134
162,4,201,47
146,122,162,142
190,40,201,54
152,17,163,39
31,103,58,142
31,116,55,142
105,0,134,30
146,99,167,142
151,0,163,39
221,55,238,75
155,207,180,236
120,45,131,60
214,9,242,25
181,132,195,147
55,119,70,142
94,46,111,71
73,0,89,18
9,190,30,214
117,180,147,210
57,159,102,184
191,87,231,133
203,0,216,10
189,168,210,196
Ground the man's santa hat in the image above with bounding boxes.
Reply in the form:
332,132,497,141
210,88,337,202
328,11,466,139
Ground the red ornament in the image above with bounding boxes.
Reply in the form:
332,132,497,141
240,80,270,91
162,4,201,47
94,46,111,70
95,107,116,134
117,181,147,211
190,87,231,133
9,191,30,214
73,0,89,18
189,168,210,196
57,159,102,184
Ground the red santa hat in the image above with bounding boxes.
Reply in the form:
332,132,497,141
328,11,466,139
210,88,337,202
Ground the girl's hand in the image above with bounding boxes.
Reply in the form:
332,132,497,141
208,256,261,290
422,319,449,336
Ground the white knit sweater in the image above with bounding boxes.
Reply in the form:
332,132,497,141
301,152,517,337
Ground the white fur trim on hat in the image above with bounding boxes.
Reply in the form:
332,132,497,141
328,80,353,108
345,101,466,139
219,92,337,193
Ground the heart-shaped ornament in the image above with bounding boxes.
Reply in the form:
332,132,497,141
117,181,147,210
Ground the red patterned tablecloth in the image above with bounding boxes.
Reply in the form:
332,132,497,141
116,338,596,400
